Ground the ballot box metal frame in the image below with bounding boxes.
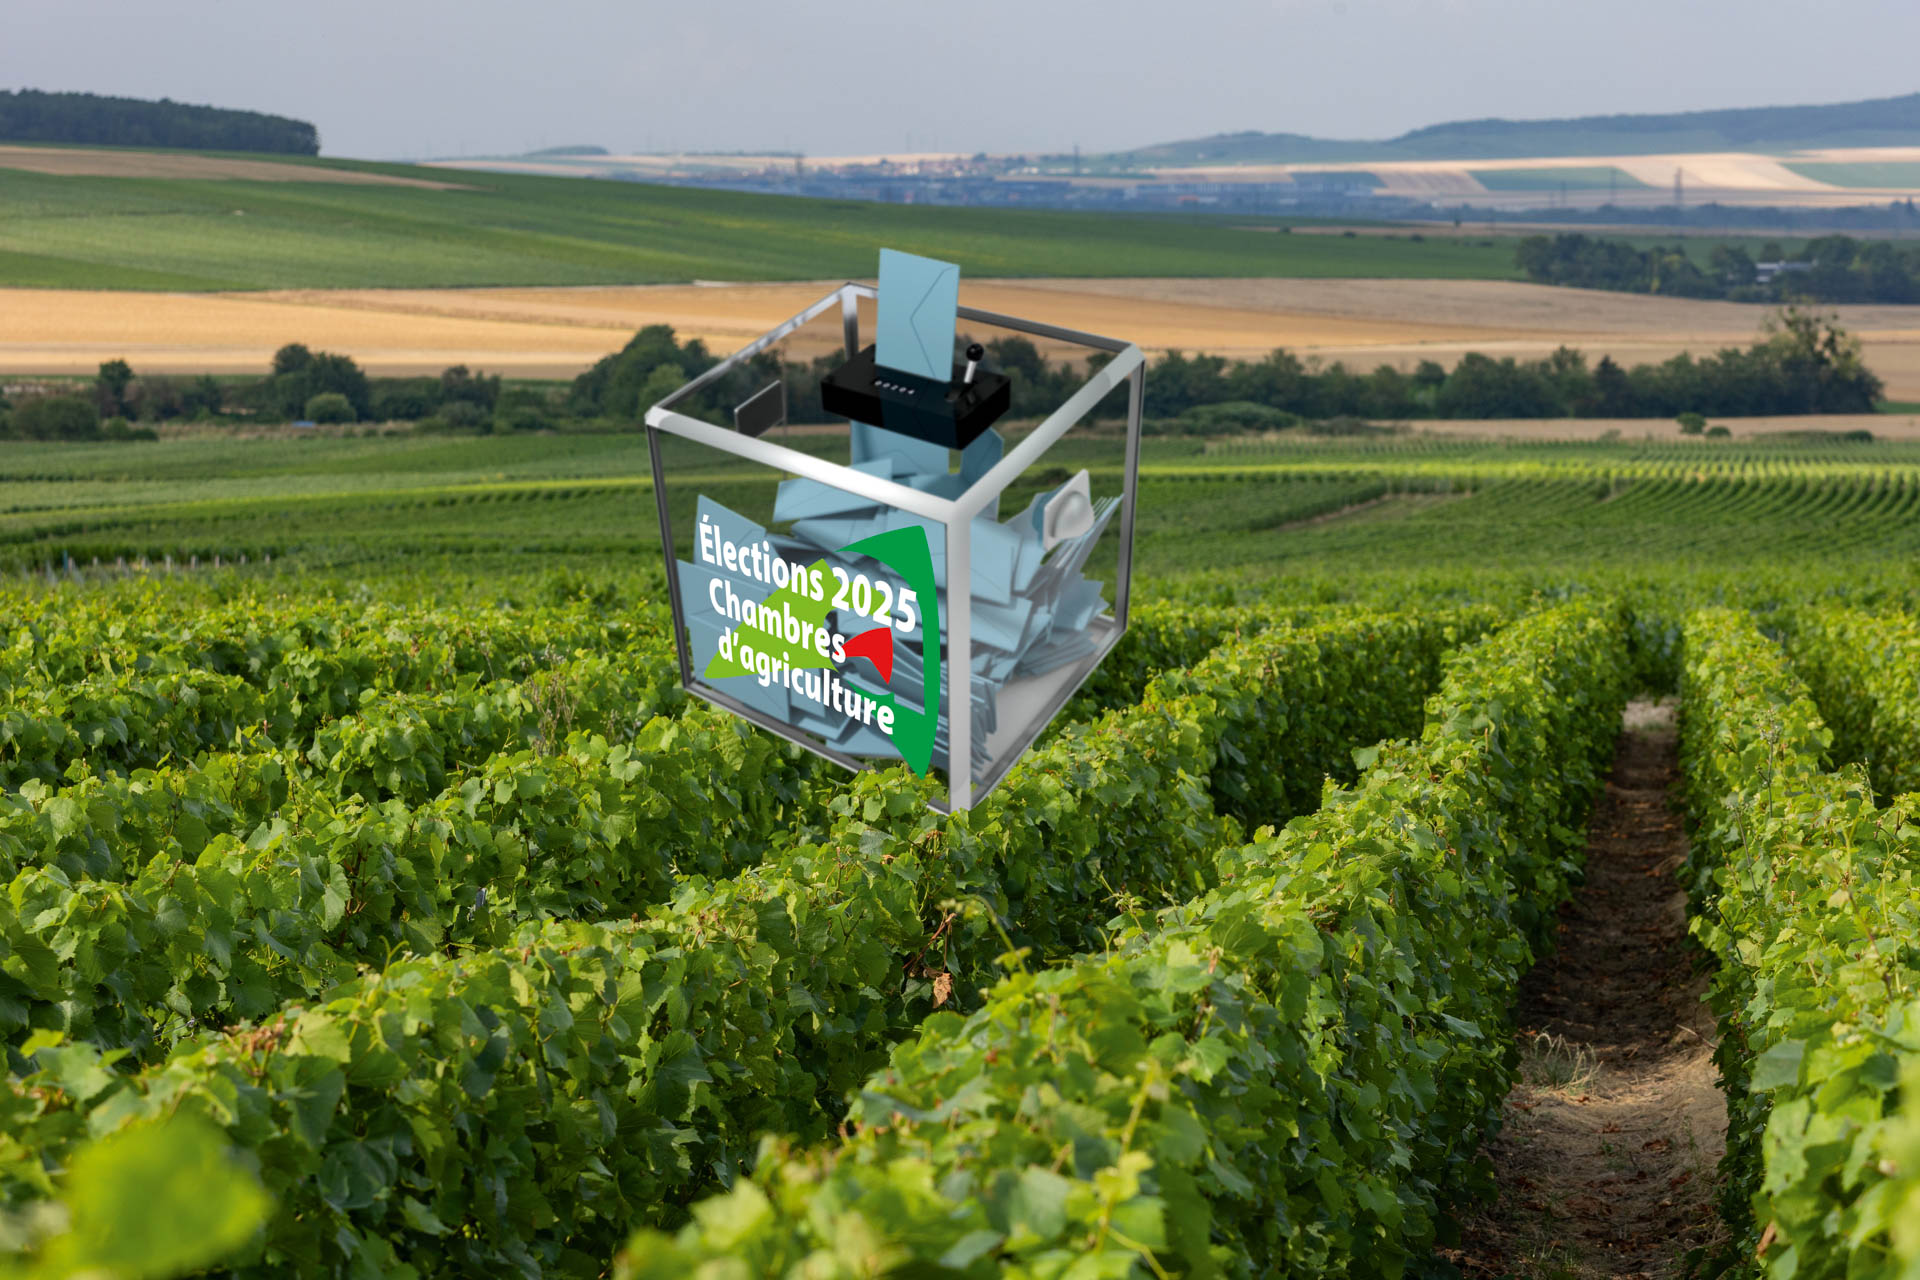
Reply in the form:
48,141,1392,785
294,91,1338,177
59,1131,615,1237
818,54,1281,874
644,280,1145,812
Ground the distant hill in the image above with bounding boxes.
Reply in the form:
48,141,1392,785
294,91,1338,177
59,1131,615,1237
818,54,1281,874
1120,91,1920,166
525,145,607,157
0,89,318,155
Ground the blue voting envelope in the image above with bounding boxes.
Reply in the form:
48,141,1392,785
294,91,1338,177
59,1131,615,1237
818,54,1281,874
876,249,960,381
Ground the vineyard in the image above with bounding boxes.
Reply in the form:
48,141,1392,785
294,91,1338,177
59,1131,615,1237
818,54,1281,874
4,430,1920,1278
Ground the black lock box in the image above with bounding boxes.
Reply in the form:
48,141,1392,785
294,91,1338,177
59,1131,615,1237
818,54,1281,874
819,345,1010,451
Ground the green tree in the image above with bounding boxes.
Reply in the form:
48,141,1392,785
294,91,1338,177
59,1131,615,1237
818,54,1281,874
1436,353,1559,418
433,400,489,432
304,391,356,424
1856,240,1917,303
1761,307,1883,413
493,385,559,432
271,343,313,376
1648,246,1715,298
1145,350,1230,418
570,325,715,419
1587,356,1637,416
260,345,370,420
181,374,224,420
1225,348,1312,414
439,364,501,410
636,364,687,413
370,377,442,421
1677,411,1707,435
11,395,100,440
127,376,185,422
1709,244,1756,288
94,358,133,417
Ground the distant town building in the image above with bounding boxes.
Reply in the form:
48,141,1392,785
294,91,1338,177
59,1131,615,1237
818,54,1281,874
1754,261,1814,286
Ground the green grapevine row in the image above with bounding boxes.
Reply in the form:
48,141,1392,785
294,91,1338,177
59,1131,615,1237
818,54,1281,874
0,604,670,790
0,640,688,883
0,600,1472,1064
612,599,1630,1278
1784,605,1920,798
1678,609,1920,1278
0,610,1478,1276
0,700,804,1061
0,589,658,697
1059,598,1408,721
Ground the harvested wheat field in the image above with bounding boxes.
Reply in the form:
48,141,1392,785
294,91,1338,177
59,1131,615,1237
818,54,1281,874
7,277,1920,400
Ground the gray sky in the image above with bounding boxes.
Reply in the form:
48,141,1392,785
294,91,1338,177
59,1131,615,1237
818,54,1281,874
9,0,1920,160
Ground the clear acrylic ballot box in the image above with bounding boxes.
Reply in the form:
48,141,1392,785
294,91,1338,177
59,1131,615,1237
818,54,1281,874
644,281,1144,811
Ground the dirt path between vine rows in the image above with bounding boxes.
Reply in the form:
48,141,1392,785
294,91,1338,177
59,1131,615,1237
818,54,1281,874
1441,699,1727,1279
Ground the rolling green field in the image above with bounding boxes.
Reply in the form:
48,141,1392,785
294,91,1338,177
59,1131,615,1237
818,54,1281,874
0,148,1872,294
7,427,1920,604
1469,165,1650,192
1783,160,1920,188
0,160,1523,291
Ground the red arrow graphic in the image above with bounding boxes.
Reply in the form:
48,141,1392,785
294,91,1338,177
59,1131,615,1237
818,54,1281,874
842,627,894,683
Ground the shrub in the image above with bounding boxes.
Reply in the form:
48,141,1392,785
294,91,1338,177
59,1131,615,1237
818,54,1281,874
421,400,489,433
370,378,438,421
1705,424,1731,438
182,373,224,420
260,345,372,421
302,392,356,424
1677,410,1707,434
99,416,154,441
1174,400,1300,434
127,375,186,421
494,386,562,432
11,394,100,440
495,404,555,432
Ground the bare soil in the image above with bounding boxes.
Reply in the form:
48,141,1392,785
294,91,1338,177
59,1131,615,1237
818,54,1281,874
1441,699,1726,1280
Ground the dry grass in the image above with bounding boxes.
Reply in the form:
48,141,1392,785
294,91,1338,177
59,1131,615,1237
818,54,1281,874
7,275,1920,403
0,145,464,188
1520,1032,1604,1094
0,287,629,378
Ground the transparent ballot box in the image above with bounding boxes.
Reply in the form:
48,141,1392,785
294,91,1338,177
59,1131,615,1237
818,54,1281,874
645,281,1144,811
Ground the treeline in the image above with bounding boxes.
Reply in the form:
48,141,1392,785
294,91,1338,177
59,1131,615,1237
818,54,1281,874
0,347,539,440
1517,231,1920,304
565,324,1109,426
583,310,1881,427
0,89,318,155
1141,308,1882,422
0,308,1881,443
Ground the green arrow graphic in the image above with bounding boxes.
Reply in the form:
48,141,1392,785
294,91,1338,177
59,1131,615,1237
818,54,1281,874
840,526,941,777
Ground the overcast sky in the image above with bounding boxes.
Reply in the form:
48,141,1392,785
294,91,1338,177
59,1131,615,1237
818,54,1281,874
8,0,1920,160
